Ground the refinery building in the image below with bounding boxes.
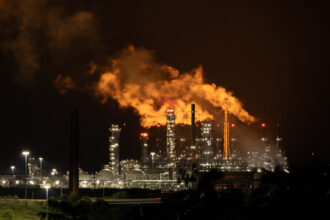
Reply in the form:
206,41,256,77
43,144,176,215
0,104,288,192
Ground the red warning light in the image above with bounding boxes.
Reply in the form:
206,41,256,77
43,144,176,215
261,123,266,128
122,122,126,127
312,152,315,156
157,123,160,128
140,132,148,138
231,123,235,127
216,124,220,127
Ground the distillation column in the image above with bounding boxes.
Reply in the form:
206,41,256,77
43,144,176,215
166,108,176,165
109,124,121,175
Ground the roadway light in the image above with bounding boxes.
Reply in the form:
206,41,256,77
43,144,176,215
22,151,30,199
44,185,51,200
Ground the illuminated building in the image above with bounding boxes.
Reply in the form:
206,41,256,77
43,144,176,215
109,124,121,175
0,112,290,191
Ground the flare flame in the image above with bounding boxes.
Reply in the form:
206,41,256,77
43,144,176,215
95,46,255,127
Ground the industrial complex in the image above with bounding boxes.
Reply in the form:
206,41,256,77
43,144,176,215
0,104,288,192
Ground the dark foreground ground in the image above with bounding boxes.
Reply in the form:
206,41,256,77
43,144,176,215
1,164,329,220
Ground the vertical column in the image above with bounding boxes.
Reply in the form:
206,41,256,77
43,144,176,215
69,110,79,196
223,110,230,160
140,132,149,166
166,108,176,164
109,124,121,175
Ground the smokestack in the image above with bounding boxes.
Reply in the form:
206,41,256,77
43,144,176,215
191,104,196,161
191,104,196,145
223,110,230,160
69,110,79,196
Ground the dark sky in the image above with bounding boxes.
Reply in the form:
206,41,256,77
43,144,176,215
0,0,326,174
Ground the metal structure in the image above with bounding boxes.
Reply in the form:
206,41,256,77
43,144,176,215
0,109,290,192
69,110,79,196
140,132,149,167
200,119,213,171
190,104,196,161
109,124,121,175
223,111,230,160
166,108,176,165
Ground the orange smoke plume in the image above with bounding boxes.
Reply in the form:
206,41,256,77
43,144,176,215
54,74,76,95
95,46,255,128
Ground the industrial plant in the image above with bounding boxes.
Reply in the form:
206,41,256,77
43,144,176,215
0,104,288,192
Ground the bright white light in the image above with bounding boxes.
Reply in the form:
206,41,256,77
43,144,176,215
29,181,34,185
10,166,15,169
15,180,19,184
22,151,30,156
44,185,51,189
55,181,60,185
2,181,6,184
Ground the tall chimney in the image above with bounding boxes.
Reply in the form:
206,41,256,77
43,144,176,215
69,110,79,196
191,104,196,161
223,110,230,160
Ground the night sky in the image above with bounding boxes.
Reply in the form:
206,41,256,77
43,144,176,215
0,0,325,174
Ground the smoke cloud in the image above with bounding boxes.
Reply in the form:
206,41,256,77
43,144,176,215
94,46,256,127
0,0,98,84
0,1,256,127
54,74,76,95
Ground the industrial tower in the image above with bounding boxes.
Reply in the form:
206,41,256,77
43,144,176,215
190,104,196,162
276,123,282,150
109,124,121,175
276,123,288,170
201,119,213,170
261,123,273,171
140,132,149,167
166,108,176,164
223,111,230,160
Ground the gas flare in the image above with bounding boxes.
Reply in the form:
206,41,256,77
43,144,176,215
95,46,255,127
